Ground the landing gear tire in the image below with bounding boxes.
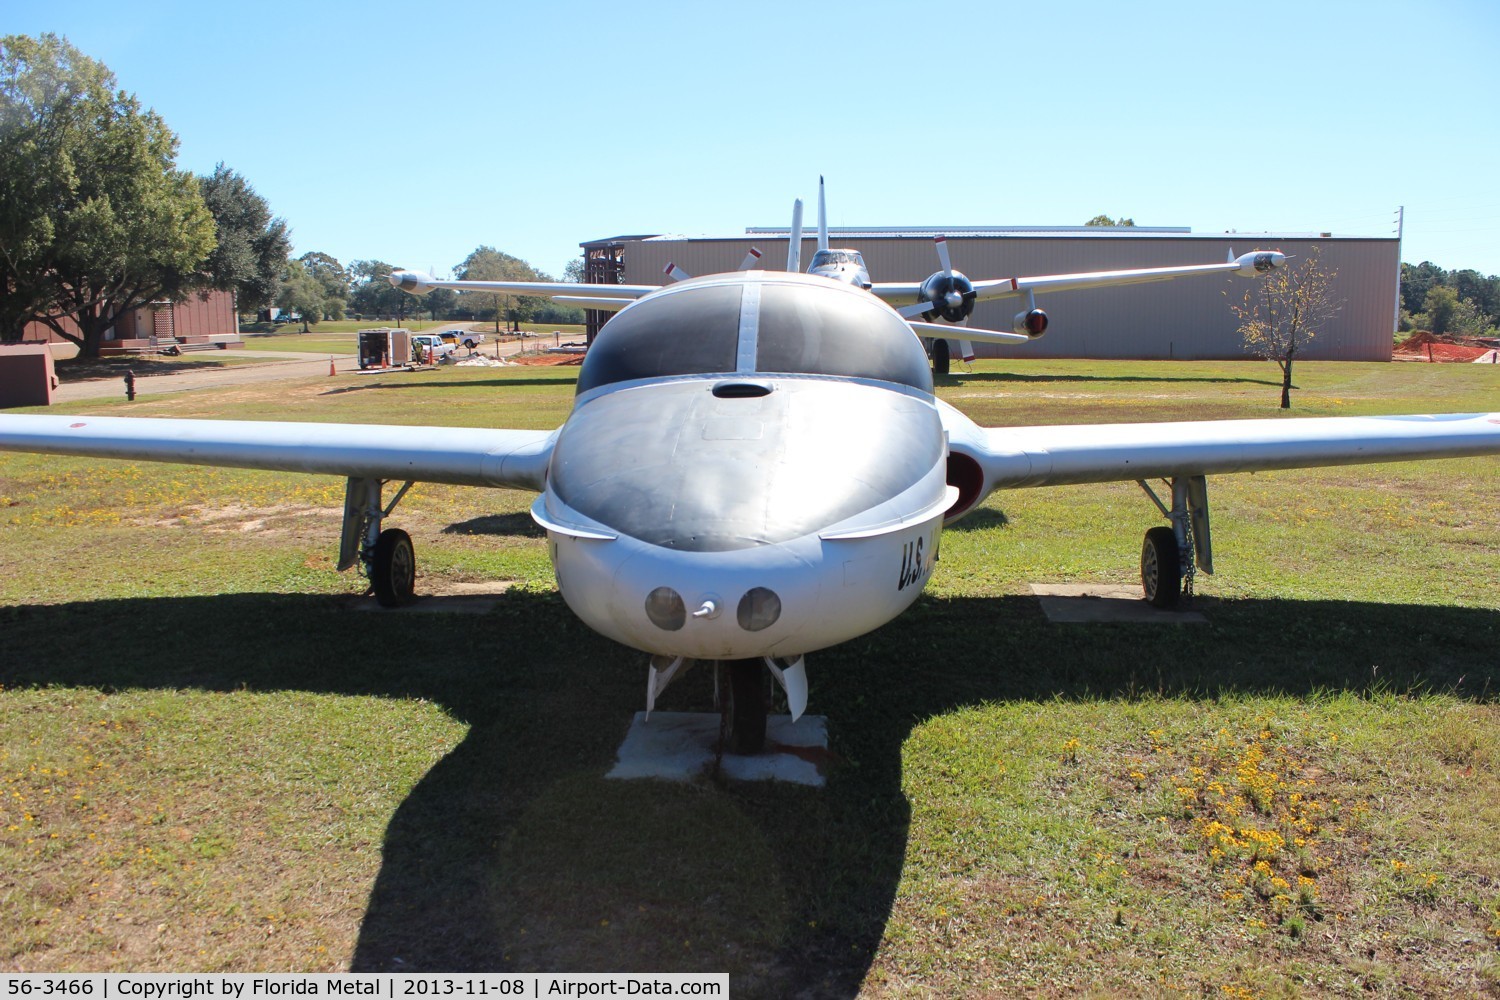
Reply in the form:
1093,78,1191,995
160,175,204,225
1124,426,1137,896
931,337,951,376
723,659,768,755
1141,526,1181,609
372,528,416,607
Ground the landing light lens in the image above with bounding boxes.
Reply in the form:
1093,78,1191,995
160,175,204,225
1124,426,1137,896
737,587,782,632
645,587,686,631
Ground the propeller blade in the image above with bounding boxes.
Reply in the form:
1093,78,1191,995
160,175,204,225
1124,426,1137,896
663,262,691,283
738,247,763,271
898,301,933,319
934,235,953,277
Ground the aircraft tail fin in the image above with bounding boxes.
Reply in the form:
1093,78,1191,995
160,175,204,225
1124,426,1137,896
787,199,804,273
817,175,829,252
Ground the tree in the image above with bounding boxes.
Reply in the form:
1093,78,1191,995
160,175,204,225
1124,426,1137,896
1229,249,1341,409
1400,261,1446,316
0,34,216,356
348,259,411,324
455,246,550,335
275,260,325,332
298,251,349,320
199,163,290,315
423,286,457,322
1419,285,1460,335
1085,215,1136,227
562,257,586,283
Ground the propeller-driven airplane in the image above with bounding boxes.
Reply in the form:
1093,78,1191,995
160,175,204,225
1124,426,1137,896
2,184,1498,755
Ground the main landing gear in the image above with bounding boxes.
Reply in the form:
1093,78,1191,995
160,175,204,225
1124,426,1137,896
930,337,951,376
339,477,418,607
644,654,810,755
1135,475,1213,609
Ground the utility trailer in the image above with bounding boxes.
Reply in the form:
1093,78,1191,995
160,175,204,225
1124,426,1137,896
357,328,413,370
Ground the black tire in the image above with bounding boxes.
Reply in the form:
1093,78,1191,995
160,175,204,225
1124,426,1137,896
1141,526,1182,609
724,659,768,755
931,337,951,376
463,339,476,350
372,528,416,607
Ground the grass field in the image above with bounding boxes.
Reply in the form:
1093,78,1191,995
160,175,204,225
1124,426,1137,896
1,359,1497,995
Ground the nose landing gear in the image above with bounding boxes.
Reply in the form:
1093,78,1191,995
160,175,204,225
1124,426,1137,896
644,654,809,755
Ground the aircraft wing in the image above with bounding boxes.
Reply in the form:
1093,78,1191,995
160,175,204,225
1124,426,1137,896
389,270,660,303
871,251,1284,307
0,415,556,491
941,407,1500,490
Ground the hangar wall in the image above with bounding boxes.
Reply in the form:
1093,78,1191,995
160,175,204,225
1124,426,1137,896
615,233,1399,362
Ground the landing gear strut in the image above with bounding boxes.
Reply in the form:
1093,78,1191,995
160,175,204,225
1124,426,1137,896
1136,476,1213,609
339,477,418,607
930,337,951,376
722,659,768,755
644,654,809,755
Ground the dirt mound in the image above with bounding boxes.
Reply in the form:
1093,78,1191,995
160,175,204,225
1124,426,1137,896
1394,330,1492,362
508,351,585,366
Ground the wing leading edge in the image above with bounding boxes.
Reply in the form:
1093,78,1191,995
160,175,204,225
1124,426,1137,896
941,406,1500,496
0,415,556,492
872,251,1284,307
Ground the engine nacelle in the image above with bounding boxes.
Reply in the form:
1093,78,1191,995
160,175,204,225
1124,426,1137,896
917,270,976,324
1013,308,1048,338
1234,251,1286,277
388,269,435,295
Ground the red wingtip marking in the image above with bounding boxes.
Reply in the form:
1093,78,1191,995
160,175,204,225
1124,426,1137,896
1010,277,1018,291
70,422,86,428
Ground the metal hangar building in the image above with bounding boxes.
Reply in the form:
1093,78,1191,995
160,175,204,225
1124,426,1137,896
580,227,1400,362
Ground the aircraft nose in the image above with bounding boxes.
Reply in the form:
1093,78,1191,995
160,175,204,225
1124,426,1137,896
549,378,944,552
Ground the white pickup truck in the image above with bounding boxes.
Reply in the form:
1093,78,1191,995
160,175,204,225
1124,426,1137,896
438,329,485,350
409,334,458,363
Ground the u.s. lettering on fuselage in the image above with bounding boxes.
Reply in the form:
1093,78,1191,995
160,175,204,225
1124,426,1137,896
897,532,935,591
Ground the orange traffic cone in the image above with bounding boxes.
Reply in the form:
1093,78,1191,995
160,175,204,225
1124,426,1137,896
328,356,336,376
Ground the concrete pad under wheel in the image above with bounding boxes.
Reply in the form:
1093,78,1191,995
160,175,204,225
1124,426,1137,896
607,712,830,786
1030,583,1207,624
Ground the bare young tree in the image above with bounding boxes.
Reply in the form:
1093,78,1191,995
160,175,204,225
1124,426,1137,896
1229,248,1342,409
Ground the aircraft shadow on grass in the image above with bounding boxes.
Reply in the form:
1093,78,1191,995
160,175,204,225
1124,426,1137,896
319,378,575,396
442,513,546,538
934,371,1286,388
4,592,1497,993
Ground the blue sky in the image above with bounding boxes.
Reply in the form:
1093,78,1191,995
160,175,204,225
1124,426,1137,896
8,0,1499,282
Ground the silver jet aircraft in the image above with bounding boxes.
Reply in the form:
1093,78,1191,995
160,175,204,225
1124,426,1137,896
3,198,1498,753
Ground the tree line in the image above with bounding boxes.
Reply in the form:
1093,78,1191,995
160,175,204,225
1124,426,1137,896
1398,261,1498,338
0,34,578,357
279,249,582,335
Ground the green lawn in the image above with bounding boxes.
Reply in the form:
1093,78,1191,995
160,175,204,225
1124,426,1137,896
1,359,1496,993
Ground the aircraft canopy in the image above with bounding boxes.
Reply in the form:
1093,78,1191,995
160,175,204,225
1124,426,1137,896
576,273,932,395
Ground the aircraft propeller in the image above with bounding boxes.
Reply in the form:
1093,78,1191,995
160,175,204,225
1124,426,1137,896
899,236,978,324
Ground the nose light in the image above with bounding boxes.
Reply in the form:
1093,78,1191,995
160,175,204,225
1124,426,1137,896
645,587,686,631
737,587,782,632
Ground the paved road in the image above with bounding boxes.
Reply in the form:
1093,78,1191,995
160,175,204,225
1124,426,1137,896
52,340,543,404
